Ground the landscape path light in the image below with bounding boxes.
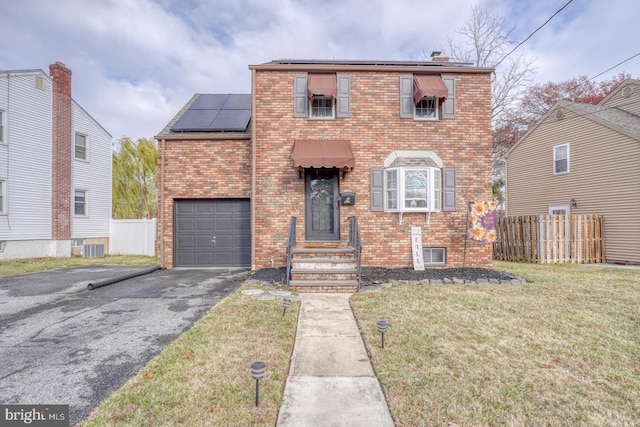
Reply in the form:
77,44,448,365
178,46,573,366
250,361,266,407
282,298,291,317
377,320,388,348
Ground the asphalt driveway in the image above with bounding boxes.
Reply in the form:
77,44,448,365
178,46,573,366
0,266,249,426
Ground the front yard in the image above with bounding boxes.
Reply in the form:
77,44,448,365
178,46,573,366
70,260,640,426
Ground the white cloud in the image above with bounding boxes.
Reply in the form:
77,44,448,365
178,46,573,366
1,0,638,140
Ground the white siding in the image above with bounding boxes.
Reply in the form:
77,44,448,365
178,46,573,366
71,101,112,239
0,71,52,240
506,106,640,264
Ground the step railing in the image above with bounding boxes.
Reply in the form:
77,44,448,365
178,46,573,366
285,216,297,289
348,216,362,290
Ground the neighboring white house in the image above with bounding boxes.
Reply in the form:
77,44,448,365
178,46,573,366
0,62,112,260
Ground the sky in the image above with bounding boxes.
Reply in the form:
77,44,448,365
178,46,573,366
1,0,638,141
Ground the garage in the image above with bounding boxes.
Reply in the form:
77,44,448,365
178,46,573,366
174,199,250,267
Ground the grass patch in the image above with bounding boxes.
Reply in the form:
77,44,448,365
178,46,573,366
351,261,640,426
80,284,298,427
0,255,156,278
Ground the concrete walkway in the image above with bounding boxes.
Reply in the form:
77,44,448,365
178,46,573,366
276,293,394,427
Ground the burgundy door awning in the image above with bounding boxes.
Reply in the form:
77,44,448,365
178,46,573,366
292,140,355,169
307,74,338,101
413,75,449,104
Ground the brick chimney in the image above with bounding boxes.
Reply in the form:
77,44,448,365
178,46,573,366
49,61,72,242
430,51,450,62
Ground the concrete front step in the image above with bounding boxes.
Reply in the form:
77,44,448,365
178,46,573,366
291,269,357,281
289,280,359,293
292,258,356,270
292,247,355,259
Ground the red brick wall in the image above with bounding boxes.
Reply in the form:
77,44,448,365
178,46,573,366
156,138,251,268
252,69,493,269
49,62,72,241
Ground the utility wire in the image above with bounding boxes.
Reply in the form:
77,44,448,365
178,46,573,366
588,51,640,81
494,0,574,69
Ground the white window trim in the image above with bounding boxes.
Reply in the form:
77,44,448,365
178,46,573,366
414,96,440,121
309,95,336,119
548,205,570,215
0,179,7,215
74,189,89,217
74,132,89,161
553,143,569,175
384,167,442,213
0,109,6,145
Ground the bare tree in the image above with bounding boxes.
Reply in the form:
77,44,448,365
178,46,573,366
445,5,536,204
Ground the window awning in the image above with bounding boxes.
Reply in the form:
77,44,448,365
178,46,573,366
292,139,355,169
307,74,337,101
413,75,448,104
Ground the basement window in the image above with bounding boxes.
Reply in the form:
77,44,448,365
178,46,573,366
423,248,446,265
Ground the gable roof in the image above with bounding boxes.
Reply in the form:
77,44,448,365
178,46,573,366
506,97,640,158
598,78,640,105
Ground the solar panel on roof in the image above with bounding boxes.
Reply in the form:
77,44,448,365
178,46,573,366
190,94,229,110
210,109,251,131
221,94,251,110
170,93,251,132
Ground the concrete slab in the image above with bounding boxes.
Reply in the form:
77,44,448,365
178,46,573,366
290,335,374,377
296,309,358,336
277,292,394,425
277,376,394,427
299,293,352,311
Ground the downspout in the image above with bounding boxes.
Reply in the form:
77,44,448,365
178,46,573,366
250,69,257,271
159,138,165,267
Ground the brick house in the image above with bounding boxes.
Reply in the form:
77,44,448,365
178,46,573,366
156,56,493,289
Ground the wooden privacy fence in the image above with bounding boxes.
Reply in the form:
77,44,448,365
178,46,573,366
493,215,605,263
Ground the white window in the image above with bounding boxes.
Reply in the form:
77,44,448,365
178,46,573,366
75,133,88,161
0,180,6,214
423,248,446,265
384,167,442,212
548,205,570,215
554,144,569,174
415,97,438,120
74,189,88,216
71,238,84,247
0,110,5,144
310,95,335,118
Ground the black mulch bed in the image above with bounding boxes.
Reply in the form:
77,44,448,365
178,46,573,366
249,266,519,286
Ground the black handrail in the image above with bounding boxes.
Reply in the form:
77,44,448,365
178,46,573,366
285,216,297,289
348,216,362,290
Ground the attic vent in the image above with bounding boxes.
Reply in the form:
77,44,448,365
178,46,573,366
621,86,633,98
555,109,565,120
35,75,44,90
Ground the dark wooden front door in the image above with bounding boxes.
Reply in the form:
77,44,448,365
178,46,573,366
305,168,339,241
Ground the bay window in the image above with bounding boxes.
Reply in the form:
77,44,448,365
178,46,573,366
385,167,442,212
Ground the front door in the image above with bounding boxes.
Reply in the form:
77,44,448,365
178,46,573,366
305,168,339,241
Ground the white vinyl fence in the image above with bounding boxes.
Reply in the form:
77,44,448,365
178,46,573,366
109,218,156,256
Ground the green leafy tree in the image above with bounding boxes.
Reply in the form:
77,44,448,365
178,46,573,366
112,137,157,219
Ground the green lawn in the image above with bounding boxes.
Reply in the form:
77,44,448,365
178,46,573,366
351,261,640,426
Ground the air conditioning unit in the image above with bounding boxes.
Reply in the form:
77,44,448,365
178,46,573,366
82,244,105,258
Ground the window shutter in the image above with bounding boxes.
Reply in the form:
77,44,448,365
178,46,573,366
293,75,308,117
399,75,414,118
336,75,350,117
371,168,384,211
442,168,457,211
442,77,455,119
